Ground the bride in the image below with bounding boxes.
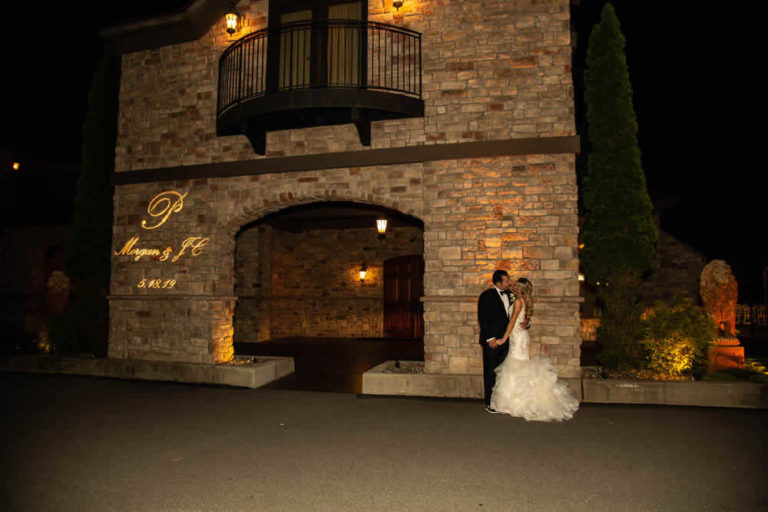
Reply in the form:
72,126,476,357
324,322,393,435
490,278,579,422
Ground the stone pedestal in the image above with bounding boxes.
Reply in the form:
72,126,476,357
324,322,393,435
708,337,745,371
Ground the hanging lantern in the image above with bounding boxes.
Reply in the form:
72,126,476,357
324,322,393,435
359,262,368,282
376,218,388,239
225,5,240,35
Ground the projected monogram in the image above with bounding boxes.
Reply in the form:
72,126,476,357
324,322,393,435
113,190,211,289
141,191,188,230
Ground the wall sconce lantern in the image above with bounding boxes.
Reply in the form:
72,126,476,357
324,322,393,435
359,262,368,282
225,4,240,35
12,162,20,171
393,0,403,10
376,218,388,240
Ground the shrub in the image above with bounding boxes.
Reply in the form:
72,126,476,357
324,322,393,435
596,273,647,370
640,294,716,378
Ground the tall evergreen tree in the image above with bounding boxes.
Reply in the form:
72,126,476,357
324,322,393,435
57,48,120,355
582,4,657,368
67,49,120,283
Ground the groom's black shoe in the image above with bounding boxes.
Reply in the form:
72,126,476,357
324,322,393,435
485,405,501,414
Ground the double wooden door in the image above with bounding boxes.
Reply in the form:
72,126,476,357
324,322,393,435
383,255,424,339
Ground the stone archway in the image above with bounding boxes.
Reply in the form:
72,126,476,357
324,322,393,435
231,201,424,343
209,169,428,363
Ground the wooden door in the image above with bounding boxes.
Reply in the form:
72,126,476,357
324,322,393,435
383,255,424,338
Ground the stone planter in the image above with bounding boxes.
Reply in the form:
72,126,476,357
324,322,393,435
362,361,768,408
0,355,294,389
581,378,768,408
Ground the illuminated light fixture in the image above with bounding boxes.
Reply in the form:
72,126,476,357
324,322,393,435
376,218,388,239
393,0,403,10
578,273,585,282
12,162,20,171
225,3,240,35
578,242,585,250
359,262,368,282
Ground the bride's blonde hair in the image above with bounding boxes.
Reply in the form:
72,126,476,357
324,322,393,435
516,278,534,318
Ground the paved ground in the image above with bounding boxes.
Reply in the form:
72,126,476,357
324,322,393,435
2,373,766,512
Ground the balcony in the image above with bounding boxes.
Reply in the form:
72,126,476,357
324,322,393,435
217,20,424,155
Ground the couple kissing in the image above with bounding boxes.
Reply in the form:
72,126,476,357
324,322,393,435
477,270,578,422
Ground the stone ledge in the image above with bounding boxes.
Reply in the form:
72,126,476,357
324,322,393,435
361,361,768,408
362,361,484,398
582,379,768,409
0,355,294,389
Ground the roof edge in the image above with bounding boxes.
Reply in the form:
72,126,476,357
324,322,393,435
101,0,231,54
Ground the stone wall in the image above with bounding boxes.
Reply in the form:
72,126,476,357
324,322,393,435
109,182,235,364
110,153,580,376
114,0,574,170
234,224,423,340
421,154,580,376
109,0,581,379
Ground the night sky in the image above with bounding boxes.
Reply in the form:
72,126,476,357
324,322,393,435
2,1,762,299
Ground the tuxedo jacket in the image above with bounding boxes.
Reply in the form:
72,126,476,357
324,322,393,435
477,287,510,345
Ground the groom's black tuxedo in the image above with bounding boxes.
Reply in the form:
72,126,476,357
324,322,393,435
478,287,511,407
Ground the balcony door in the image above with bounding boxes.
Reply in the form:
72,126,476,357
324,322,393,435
269,0,364,91
327,2,361,87
278,9,312,89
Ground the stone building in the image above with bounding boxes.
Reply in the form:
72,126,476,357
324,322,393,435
104,0,582,384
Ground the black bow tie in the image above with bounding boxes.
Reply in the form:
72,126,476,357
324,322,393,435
503,290,512,297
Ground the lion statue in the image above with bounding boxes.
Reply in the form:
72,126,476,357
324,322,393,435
700,260,738,337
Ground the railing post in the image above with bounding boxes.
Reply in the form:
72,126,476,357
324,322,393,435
359,20,367,89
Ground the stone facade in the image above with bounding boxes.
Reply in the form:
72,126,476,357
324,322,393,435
115,0,574,170
109,0,582,379
234,224,423,340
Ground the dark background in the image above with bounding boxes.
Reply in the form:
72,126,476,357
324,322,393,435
1,1,762,300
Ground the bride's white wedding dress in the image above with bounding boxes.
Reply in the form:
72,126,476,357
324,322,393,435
491,303,579,422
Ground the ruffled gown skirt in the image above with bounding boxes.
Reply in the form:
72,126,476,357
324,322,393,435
491,355,579,422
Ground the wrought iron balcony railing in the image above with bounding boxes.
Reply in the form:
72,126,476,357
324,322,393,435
216,20,424,154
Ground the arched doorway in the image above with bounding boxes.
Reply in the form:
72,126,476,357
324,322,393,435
232,201,424,392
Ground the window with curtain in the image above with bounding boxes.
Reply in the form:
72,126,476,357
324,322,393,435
279,10,311,89
328,2,362,87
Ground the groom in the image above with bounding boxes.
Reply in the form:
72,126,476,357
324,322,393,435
478,270,525,413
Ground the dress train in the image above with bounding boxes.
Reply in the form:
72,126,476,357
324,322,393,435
490,304,579,422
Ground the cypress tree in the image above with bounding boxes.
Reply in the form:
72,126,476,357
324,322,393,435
57,48,120,355
582,4,657,368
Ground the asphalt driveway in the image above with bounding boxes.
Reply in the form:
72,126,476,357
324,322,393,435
2,373,766,511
